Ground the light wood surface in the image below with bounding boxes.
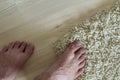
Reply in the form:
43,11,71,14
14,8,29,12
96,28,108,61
0,0,115,80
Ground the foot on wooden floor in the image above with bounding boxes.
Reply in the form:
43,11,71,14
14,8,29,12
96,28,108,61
0,41,34,80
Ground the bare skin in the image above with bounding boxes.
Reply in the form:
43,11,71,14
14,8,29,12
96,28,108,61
0,41,34,80
35,41,86,80
0,41,85,80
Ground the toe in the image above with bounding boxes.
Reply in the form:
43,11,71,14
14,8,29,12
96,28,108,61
79,60,86,69
78,54,85,64
75,47,86,59
1,46,9,53
14,41,22,48
75,68,85,79
9,42,15,49
20,44,34,63
64,40,82,54
19,42,27,52
25,43,35,55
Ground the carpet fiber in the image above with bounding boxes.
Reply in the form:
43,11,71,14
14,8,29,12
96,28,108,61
54,0,120,80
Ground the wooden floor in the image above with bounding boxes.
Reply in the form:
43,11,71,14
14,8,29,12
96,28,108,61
0,0,115,80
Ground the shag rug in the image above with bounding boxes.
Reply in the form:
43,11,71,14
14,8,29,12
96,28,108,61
54,0,120,80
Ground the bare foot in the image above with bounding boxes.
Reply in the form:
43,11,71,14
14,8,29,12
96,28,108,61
35,41,86,80
0,41,34,80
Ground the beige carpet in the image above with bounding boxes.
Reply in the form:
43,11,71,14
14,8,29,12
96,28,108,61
0,0,117,80
54,0,120,80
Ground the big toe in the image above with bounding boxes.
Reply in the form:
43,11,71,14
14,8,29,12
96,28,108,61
62,40,82,61
64,40,82,54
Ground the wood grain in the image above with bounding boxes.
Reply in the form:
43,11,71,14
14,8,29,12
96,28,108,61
0,0,115,80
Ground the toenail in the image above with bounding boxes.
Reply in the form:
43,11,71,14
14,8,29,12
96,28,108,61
75,41,82,46
70,42,81,48
69,44,79,50
80,48,86,53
